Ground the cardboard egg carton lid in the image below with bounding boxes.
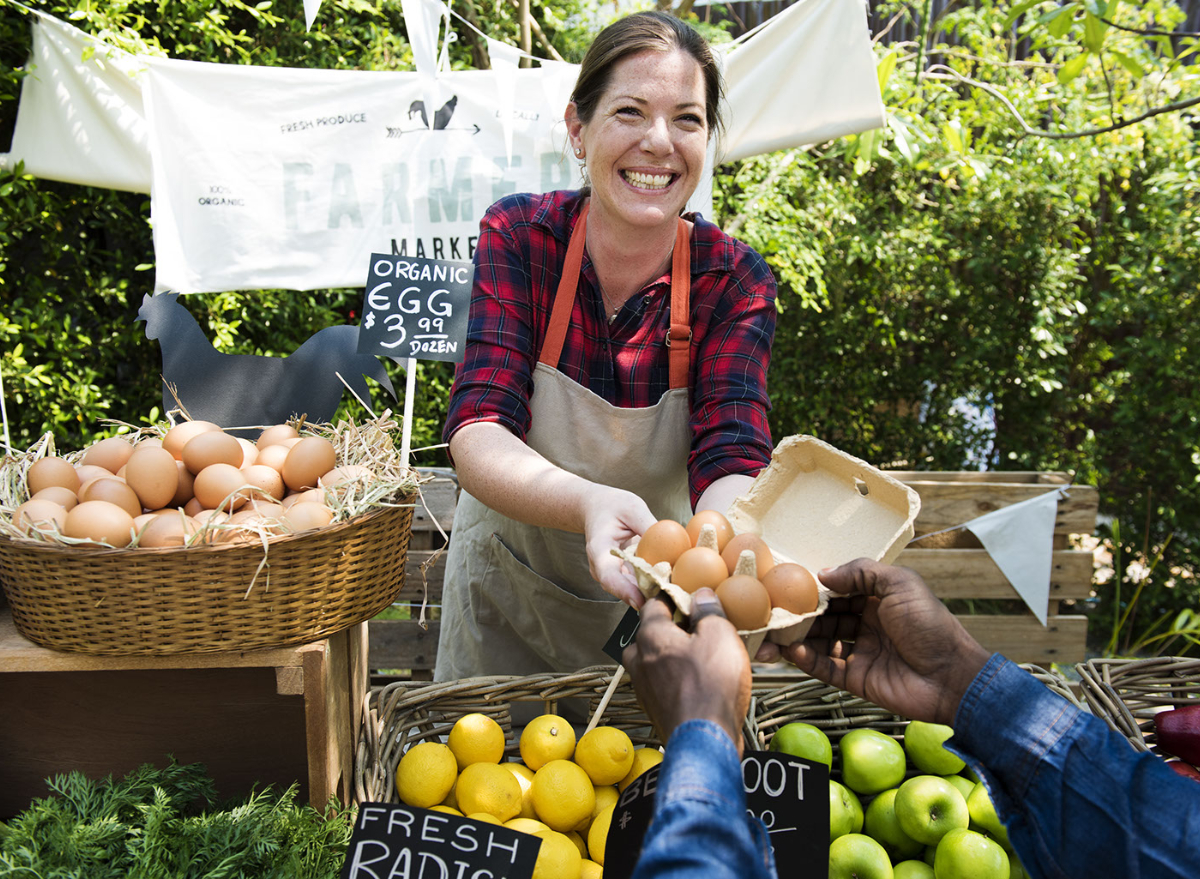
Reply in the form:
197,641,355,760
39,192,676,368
727,435,921,573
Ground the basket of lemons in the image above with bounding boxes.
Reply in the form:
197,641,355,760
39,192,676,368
356,666,746,878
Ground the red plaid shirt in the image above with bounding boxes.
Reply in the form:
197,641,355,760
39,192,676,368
444,190,776,505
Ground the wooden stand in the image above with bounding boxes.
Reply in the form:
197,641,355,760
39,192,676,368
0,607,367,819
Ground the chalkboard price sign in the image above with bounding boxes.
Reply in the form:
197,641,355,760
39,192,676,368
357,253,472,363
602,751,828,879
340,803,541,879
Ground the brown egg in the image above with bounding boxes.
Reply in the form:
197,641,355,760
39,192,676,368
761,563,820,615
670,546,729,594
80,436,134,473
79,477,142,519
133,512,163,532
257,423,300,450
181,430,243,475
192,508,229,527
319,464,376,488
635,519,692,567
14,499,68,537
74,464,114,488
183,497,205,517
27,456,80,495
64,500,135,547
281,437,337,491
716,575,772,631
171,460,196,507
32,486,79,510
124,446,180,511
237,438,259,468
721,532,776,579
162,420,221,459
255,443,291,473
240,464,286,503
193,463,250,512
139,437,164,449
281,488,326,509
686,510,734,553
283,501,335,533
138,513,200,548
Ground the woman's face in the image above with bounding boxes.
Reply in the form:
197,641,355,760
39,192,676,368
566,48,708,235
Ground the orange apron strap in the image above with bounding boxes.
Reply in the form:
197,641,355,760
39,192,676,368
538,201,589,370
666,217,692,390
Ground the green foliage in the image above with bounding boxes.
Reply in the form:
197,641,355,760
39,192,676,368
0,759,353,878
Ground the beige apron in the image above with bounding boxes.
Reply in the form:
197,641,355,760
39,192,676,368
435,203,694,681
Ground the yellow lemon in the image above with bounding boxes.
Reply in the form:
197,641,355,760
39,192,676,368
505,817,551,835
520,714,576,770
441,778,459,810
574,727,635,786
394,741,457,808
581,859,603,879
466,812,502,825
579,784,619,834
503,761,538,819
456,762,523,822
448,712,507,771
565,829,588,858
618,747,664,793
532,759,596,833
430,805,463,816
532,829,583,879
587,804,615,866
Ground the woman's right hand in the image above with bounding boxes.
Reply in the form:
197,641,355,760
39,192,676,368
581,485,657,607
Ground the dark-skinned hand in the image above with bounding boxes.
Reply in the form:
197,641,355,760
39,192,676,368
623,587,752,756
781,559,991,726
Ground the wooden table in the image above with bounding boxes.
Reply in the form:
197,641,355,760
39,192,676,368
0,607,366,819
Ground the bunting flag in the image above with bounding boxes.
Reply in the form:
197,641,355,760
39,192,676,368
1,0,885,293
963,487,1068,626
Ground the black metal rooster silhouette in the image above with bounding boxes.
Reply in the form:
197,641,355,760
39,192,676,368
408,95,458,130
137,292,395,435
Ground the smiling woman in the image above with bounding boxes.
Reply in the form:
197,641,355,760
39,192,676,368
434,11,778,683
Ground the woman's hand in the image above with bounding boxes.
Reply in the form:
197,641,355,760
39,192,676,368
582,485,657,607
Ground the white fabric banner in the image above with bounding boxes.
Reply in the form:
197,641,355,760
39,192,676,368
964,487,1068,626
2,0,885,293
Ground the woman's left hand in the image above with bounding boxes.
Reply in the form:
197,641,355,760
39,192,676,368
581,485,657,607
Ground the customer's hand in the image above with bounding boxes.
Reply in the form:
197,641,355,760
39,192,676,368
583,486,658,608
623,588,752,755
782,559,991,726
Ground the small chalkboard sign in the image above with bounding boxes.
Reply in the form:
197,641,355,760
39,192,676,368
341,803,541,879
602,606,643,663
603,751,828,879
357,253,472,363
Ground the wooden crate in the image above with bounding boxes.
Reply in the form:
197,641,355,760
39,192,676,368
0,607,366,818
891,471,1098,664
366,470,1099,678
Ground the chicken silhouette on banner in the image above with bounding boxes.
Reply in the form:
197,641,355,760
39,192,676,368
137,291,395,435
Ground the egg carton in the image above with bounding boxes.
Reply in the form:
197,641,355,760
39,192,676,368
614,434,921,657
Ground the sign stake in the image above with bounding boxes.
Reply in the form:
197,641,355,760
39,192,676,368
400,357,418,471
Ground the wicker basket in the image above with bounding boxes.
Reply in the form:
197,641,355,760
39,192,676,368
0,498,414,655
356,665,764,804
1075,657,1200,756
751,664,1085,784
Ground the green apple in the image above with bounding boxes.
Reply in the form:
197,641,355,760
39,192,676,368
940,774,976,803
894,775,970,846
829,832,895,879
770,721,832,767
839,728,907,795
847,783,864,834
934,827,1010,879
923,845,938,867
864,787,924,860
966,782,1011,849
831,780,856,842
1008,856,1029,879
894,861,936,879
904,721,966,775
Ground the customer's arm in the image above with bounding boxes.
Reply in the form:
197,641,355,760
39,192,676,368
622,590,773,879
784,559,1200,879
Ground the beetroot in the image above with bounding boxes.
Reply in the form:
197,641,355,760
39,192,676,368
1154,704,1200,765
1166,760,1200,782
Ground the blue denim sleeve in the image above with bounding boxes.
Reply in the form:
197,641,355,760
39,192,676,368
631,720,775,879
950,653,1200,879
